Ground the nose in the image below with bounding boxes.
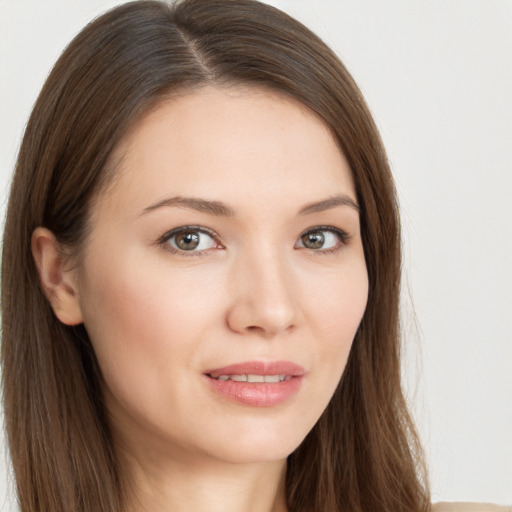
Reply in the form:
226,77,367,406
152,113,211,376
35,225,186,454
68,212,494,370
225,249,298,338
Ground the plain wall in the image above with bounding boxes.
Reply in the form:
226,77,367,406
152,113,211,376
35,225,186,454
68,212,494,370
1,0,511,509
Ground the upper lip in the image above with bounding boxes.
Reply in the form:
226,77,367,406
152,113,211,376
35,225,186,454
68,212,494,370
205,360,306,378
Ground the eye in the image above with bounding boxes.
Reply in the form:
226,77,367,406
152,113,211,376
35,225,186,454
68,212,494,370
161,226,219,253
296,227,348,252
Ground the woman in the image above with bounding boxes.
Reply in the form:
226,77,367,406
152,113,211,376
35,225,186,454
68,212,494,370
1,1,507,512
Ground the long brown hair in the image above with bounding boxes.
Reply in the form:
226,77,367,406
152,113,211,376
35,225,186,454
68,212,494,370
1,1,430,511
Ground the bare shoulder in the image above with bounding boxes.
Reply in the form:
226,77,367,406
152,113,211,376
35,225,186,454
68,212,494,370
433,503,512,512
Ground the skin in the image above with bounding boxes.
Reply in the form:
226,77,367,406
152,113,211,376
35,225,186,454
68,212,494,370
33,86,368,512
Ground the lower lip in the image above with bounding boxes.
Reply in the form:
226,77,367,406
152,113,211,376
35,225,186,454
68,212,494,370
206,376,303,407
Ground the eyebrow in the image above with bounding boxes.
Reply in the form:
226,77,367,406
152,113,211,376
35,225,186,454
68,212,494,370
140,196,235,217
298,195,360,215
139,193,359,217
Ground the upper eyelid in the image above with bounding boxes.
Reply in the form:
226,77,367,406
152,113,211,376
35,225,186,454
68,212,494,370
299,225,349,239
159,225,219,244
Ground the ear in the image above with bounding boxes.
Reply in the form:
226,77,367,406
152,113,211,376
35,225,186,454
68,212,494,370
31,227,83,326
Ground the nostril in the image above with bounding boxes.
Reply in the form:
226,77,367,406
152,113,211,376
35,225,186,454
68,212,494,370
247,325,263,332
246,323,295,337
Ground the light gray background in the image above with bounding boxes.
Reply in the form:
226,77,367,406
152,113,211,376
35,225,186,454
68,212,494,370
1,1,511,509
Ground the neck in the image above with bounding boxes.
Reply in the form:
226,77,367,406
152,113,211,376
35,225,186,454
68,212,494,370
121,443,289,512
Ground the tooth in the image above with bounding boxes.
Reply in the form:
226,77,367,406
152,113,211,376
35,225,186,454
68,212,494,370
247,374,265,383
216,374,289,383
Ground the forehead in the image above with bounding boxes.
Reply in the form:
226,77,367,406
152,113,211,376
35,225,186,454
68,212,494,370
99,85,355,217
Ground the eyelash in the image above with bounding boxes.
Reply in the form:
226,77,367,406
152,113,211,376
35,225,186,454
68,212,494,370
158,225,221,257
158,225,350,256
298,225,351,255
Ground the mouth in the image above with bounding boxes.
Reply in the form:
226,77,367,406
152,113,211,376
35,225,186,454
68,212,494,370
205,360,305,378
208,374,290,383
204,361,305,407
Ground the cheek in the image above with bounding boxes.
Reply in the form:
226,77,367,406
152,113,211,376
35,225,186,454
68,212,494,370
81,249,218,334
77,252,224,398
310,261,368,343
306,260,368,384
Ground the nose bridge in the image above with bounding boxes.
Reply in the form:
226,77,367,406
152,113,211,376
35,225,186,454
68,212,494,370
226,241,298,336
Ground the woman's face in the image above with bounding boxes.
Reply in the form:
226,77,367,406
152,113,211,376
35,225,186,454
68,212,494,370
74,86,368,465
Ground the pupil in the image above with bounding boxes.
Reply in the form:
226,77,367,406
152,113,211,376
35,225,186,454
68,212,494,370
303,231,324,249
176,231,200,250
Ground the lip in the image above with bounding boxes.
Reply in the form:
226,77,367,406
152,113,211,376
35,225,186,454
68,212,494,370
205,360,306,379
204,360,305,407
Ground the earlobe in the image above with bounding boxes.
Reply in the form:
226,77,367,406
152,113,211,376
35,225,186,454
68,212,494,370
31,227,84,326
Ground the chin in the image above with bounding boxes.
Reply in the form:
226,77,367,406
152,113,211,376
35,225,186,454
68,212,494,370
208,442,298,465
198,420,312,465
